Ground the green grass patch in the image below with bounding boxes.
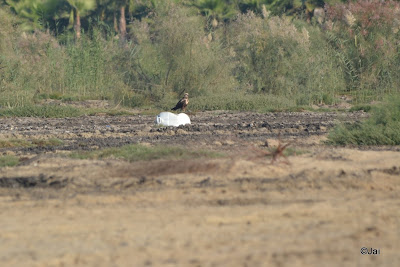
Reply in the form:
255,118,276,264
83,108,136,116
327,97,400,145
158,92,297,112
70,144,223,162
0,105,137,118
349,104,373,113
35,93,112,102
0,155,20,168
36,93,71,101
0,105,82,118
0,139,31,148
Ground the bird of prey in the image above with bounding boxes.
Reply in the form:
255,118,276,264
171,93,189,112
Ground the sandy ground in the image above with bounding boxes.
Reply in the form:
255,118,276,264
0,108,399,267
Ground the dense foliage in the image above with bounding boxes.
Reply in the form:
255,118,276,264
1,0,400,111
327,97,400,145
2,0,342,34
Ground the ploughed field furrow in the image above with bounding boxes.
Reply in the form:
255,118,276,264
0,173,67,189
0,111,367,154
154,121,332,133
0,116,148,136
0,111,366,135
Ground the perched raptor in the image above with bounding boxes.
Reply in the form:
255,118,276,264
171,93,189,112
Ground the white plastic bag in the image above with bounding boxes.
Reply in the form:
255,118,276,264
155,112,191,127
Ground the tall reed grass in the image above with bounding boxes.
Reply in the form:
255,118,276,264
1,1,400,111
324,0,400,102
0,9,127,107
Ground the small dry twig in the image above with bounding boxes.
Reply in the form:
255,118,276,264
231,133,292,164
269,139,292,164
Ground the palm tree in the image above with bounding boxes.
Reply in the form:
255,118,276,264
95,0,130,39
5,0,61,31
67,0,96,38
116,0,128,39
192,0,238,26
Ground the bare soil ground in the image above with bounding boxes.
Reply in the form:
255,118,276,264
0,108,399,267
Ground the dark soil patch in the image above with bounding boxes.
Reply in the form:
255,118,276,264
0,111,368,155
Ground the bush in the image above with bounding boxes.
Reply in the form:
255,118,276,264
0,10,128,107
114,4,236,105
226,12,344,105
324,0,400,101
327,96,400,145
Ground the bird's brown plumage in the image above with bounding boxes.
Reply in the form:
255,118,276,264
171,93,189,112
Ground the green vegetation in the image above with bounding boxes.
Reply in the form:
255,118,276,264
170,92,295,112
2,0,332,35
348,104,372,113
0,155,20,168
0,105,82,117
84,108,136,116
0,104,136,118
0,139,31,148
0,138,64,148
70,144,223,161
327,96,400,145
324,0,400,102
1,0,400,113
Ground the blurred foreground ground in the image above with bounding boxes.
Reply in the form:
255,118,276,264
0,110,399,266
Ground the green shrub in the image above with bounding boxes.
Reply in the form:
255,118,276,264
0,10,127,107
226,12,344,105
327,96,400,145
324,0,400,101
112,4,237,106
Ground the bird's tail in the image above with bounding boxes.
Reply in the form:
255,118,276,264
171,107,177,111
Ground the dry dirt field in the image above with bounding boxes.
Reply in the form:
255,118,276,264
0,108,399,267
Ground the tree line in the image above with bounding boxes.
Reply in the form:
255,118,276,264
2,0,347,39
1,0,400,109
